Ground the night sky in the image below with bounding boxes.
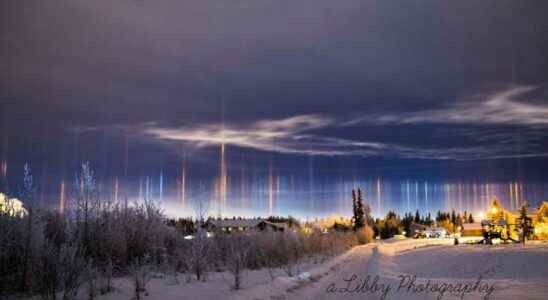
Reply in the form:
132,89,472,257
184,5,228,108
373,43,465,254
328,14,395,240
2,0,548,218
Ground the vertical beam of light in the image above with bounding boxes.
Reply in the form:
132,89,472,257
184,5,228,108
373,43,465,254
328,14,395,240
2,118,8,178
240,156,246,209
146,176,150,202
290,173,295,214
40,148,46,205
485,183,491,208
139,178,143,201
159,169,164,202
457,183,462,213
308,155,314,214
114,177,119,203
519,182,524,208
181,162,186,208
268,160,273,216
515,182,520,209
123,133,129,177
424,182,428,211
218,143,227,217
472,182,478,213
0,160,6,178
218,96,228,217
443,183,449,211
415,181,419,211
406,180,410,212
59,180,65,213
276,175,280,216
376,178,381,216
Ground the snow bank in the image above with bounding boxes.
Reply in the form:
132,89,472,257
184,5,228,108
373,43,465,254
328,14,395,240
377,238,453,256
390,243,548,280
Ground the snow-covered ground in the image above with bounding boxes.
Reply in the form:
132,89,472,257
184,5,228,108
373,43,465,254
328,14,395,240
19,257,328,300
20,240,548,300
239,240,548,300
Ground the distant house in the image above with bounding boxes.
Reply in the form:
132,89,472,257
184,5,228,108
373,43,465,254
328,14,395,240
0,193,26,216
425,227,447,238
208,219,287,233
409,222,426,237
461,223,483,237
482,199,548,240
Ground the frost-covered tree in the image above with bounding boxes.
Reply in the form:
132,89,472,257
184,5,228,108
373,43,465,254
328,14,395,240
20,163,38,291
225,234,251,290
73,162,98,255
186,197,212,281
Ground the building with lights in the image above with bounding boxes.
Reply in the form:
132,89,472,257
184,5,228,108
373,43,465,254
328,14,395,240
0,193,27,216
208,218,287,233
482,198,548,241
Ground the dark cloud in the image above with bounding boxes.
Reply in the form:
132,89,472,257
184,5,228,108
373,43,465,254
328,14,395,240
1,0,548,182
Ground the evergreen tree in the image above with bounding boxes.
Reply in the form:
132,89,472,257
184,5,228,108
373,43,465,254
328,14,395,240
354,188,366,230
450,210,458,233
363,202,373,226
436,210,442,222
426,213,433,226
517,202,533,245
401,213,413,237
414,210,421,223
468,214,474,224
380,210,401,239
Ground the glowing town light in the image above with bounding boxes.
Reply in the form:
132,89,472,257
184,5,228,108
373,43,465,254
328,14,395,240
490,207,498,214
0,193,26,216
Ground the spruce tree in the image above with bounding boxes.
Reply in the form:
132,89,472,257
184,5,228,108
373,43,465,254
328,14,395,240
517,202,533,245
354,188,365,230
450,210,458,233
426,213,433,226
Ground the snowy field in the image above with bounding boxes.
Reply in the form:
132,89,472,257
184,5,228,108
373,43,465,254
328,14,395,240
240,240,548,300
18,240,548,300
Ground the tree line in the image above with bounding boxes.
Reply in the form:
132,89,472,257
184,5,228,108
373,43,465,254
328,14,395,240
0,163,367,299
